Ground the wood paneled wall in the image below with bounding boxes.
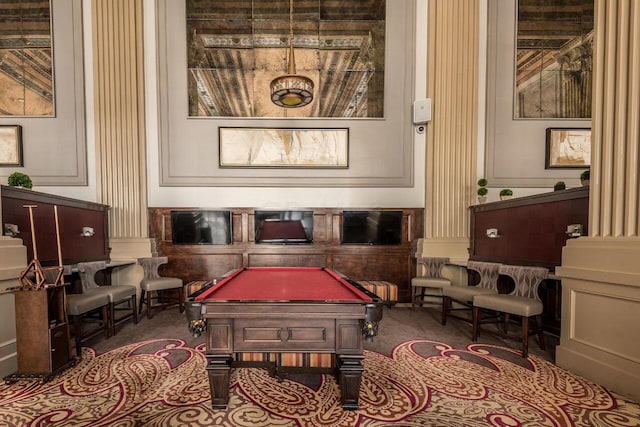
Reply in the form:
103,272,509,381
148,207,424,303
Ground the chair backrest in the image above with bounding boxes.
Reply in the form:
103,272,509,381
466,261,501,291
77,261,107,291
138,256,168,280
498,265,548,300
417,257,450,278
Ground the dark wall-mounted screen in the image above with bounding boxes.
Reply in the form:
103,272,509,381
171,210,232,244
254,210,314,244
342,210,403,245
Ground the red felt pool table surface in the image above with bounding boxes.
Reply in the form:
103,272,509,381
194,267,373,302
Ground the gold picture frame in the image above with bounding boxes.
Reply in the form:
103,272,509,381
545,127,591,169
0,125,24,166
219,127,349,168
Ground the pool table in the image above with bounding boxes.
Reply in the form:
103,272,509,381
191,266,383,410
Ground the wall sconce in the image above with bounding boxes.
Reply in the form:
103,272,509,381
566,224,583,237
4,223,20,237
486,228,499,238
81,226,95,237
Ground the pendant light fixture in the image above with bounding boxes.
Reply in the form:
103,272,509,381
270,0,314,108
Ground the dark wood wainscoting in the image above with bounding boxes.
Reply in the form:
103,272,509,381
148,208,424,303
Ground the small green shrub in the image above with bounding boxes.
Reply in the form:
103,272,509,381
477,178,488,187
580,169,590,181
499,188,513,197
7,172,32,189
477,187,488,196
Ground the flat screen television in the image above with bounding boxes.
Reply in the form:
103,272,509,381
254,210,314,244
342,210,403,245
171,210,232,244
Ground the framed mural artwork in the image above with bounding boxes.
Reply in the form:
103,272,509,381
545,128,591,169
219,128,349,168
0,125,23,166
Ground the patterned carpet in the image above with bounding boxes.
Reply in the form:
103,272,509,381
0,339,639,426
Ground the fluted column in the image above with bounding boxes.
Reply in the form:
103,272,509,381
421,0,479,262
92,0,151,259
556,0,640,402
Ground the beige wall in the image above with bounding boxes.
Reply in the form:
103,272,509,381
156,0,417,189
0,0,87,187
485,0,592,191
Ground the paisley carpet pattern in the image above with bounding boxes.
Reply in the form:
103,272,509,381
0,339,638,426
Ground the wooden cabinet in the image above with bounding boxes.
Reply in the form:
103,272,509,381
7,286,73,381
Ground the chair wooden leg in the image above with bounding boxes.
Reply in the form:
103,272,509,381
146,290,153,319
503,313,510,334
132,294,138,324
102,305,110,339
108,303,116,337
535,315,546,351
521,316,529,358
472,306,480,342
73,315,83,358
441,296,450,325
138,289,145,315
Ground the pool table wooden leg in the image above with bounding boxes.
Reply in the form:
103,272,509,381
337,354,365,410
205,355,233,408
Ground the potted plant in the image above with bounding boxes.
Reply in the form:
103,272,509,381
7,172,33,189
477,187,488,204
477,178,488,203
554,181,566,191
499,189,513,200
580,169,590,186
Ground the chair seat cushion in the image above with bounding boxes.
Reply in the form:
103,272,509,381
141,277,183,292
473,294,543,317
103,284,137,302
67,289,110,315
411,277,451,288
443,285,497,303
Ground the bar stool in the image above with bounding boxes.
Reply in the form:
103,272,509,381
77,261,138,337
472,265,548,357
411,257,451,307
138,257,184,319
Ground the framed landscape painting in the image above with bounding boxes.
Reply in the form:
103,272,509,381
219,128,349,168
0,125,23,166
545,128,591,169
